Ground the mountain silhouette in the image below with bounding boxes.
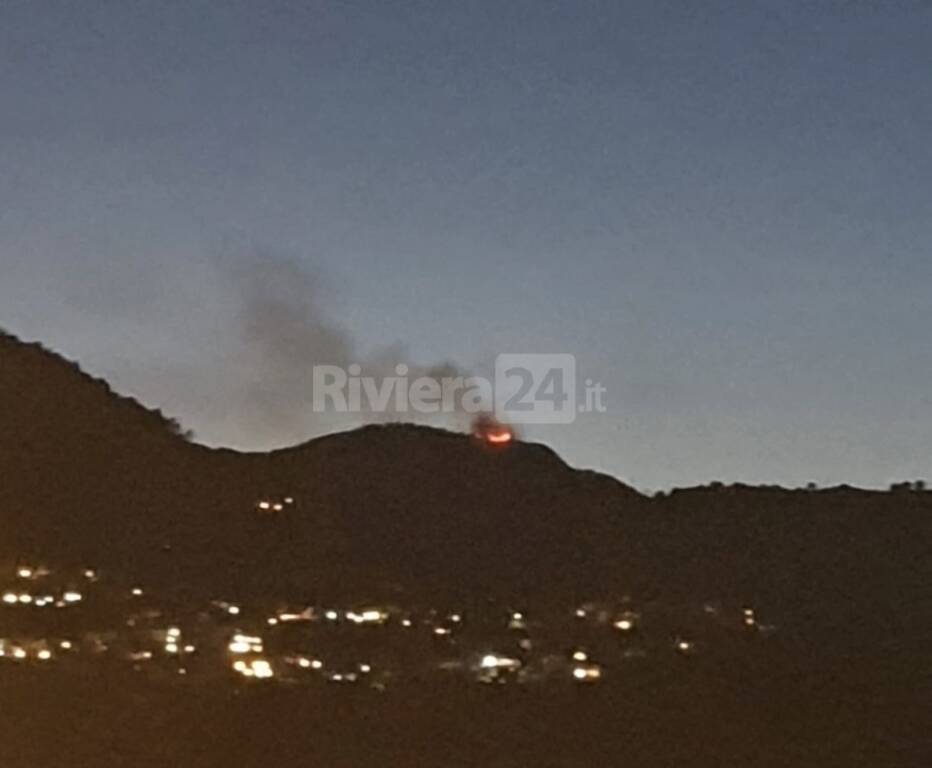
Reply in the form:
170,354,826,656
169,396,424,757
0,329,927,650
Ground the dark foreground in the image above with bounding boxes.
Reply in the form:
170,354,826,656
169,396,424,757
1,652,922,768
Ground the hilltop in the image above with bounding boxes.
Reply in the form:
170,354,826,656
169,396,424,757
0,330,927,643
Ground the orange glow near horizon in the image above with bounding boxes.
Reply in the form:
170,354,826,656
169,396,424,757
472,414,515,447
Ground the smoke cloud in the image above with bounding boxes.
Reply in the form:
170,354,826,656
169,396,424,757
214,248,485,448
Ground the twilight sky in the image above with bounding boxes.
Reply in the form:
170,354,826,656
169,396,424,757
2,0,931,490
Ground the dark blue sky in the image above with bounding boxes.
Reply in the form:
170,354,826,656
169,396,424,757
2,0,930,489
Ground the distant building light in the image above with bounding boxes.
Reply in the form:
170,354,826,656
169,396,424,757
480,654,520,670
573,665,602,682
250,659,274,679
228,634,263,654
675,639,694,654
347,609,387,625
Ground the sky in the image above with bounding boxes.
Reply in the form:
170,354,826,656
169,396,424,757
2,0,931,490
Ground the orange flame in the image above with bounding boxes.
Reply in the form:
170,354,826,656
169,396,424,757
485,429,513,445
472,414,515,447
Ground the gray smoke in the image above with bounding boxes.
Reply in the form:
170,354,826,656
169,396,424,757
215,249,485,448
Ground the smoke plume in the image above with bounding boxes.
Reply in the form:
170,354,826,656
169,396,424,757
215,249,486,448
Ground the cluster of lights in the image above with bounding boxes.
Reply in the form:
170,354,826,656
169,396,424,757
163,627,195,656
2,589,82,607
346,608,388,625
233,658,274,679
568,648,603,682
221,619,273,676
0,640,55,662
228,633,264,655
572,664,602,682
2,567,89,611
256,497,295,514
323,663,374,684
476,653,522,683
0,644,28,660
0,558,777,687
291,656,324,671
